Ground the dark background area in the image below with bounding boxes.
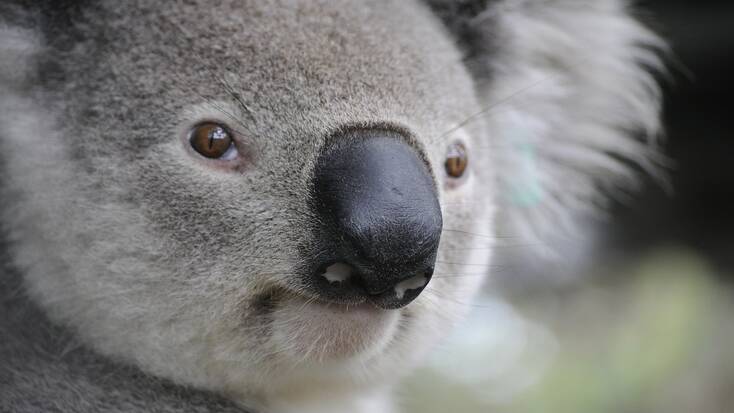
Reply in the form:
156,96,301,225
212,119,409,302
609,0,734,272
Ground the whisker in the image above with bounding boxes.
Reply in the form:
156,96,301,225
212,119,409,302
433,74,556,143
435,260,506,268
216,75,255,122
431,54,595,145
432,274,487,279
423,287,494,309
441,228,505,240
441,243,552,250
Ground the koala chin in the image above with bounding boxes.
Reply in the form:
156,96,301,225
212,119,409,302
0,1,664,412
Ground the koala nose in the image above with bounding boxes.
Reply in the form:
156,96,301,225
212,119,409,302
312,129,442,309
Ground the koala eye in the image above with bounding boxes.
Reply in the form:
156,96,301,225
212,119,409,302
445,142,468,179
188,122,237,160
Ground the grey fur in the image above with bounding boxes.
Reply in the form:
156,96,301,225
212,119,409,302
0,1,664,412
0,241,248,412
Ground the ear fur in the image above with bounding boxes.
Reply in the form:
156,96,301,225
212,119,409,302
431,0,667,260
0,8,40,90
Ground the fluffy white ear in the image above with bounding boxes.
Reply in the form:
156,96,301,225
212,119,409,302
470,0,667,263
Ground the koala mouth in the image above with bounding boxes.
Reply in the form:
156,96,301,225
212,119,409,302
265,284,403,362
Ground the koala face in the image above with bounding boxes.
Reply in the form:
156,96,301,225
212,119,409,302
0,0,663,411
2,0,494,408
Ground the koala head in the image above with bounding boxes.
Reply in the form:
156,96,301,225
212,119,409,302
0,0,663,411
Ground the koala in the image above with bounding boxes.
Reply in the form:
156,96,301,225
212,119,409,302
0,1,664,412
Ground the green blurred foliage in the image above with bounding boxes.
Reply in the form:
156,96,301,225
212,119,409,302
400,248,734,413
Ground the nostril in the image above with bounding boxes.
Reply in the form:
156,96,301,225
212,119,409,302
320,262,353,284
394,273,429,300
310,260,434,309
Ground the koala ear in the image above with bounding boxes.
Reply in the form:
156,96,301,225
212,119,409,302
430,0,667,261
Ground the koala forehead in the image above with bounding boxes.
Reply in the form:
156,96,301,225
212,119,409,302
44,0,478,156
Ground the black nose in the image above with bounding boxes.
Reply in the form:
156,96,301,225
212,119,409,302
311,129,442,309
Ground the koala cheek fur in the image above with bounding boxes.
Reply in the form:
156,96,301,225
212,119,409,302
0,1,664,412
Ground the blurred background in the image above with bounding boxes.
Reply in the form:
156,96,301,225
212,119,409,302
401,1,734,412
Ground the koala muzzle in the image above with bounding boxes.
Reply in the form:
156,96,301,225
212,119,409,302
312,130,442,310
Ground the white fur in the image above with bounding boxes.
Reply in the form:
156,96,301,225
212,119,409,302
483,0,666,258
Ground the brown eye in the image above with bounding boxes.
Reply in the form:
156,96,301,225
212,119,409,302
189,122,236,159
445,142,468,178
